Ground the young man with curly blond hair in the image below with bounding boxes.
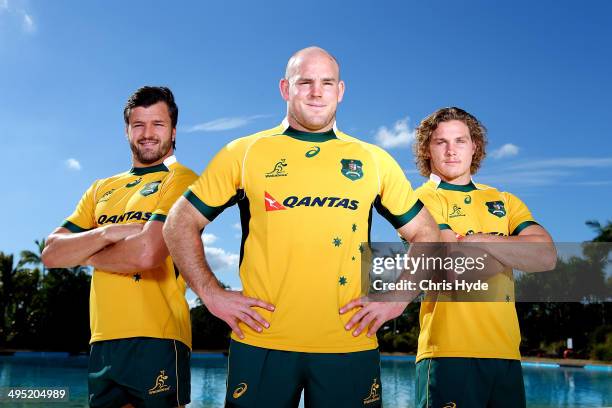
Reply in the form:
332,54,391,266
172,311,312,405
412,107,556,408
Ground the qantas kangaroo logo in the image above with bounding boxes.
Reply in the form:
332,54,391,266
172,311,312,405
264,192,287,211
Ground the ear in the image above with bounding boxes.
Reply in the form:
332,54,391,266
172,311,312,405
337,80,345,103
172,127,176,142
279,78,290,101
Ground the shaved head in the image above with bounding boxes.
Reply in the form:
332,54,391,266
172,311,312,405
285,46,340,81
279,46,345,132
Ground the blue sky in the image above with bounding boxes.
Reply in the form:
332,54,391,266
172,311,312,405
1,1,611,295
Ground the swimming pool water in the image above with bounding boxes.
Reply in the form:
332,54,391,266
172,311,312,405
0,354,609,407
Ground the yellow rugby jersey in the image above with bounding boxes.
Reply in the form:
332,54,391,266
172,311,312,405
61,155,197,348
186,121,423,353
416,173,538,362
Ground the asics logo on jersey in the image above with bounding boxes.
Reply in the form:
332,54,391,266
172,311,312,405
125,177,142,188
305,146,321,158
97,211,152,224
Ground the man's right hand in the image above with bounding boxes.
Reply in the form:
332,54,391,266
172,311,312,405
101,223,144,243
203,285,275,339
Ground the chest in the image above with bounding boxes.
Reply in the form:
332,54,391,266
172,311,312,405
243,139,378,214
441,191,510,236
94,175,164,226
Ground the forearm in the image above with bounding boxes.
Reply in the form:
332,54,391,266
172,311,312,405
43,228,111,268
87,239,147,274
462,233,556,272
88,228,162,274
164,219,220,301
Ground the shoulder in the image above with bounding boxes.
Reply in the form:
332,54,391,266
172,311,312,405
415,180,441,200
168,161,197,180
224,125,285,154
474,182,518,202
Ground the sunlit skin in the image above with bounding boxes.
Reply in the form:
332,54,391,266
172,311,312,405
428,120,476,185
126,101,175,166
279,47,345,132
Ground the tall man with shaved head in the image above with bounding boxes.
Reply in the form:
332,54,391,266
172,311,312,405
164,47,439,407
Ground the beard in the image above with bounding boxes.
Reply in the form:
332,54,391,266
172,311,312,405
130,137,173,165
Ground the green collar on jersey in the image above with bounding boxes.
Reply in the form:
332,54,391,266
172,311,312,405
283,126,337,142
437,180,478,192
129,163,169,175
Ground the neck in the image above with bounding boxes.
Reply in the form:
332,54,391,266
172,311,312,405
287,114,334,133
437,173,472,185
132,151,174,168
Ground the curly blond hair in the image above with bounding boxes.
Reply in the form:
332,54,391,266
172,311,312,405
414,107,488,177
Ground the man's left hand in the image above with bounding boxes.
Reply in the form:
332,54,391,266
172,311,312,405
339,298,408,337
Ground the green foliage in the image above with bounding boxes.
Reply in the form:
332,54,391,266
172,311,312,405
1,222,611,358
190,298,231,350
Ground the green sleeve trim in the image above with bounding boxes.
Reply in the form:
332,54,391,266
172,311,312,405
439,223,452,230
149,213,167,223
511,220,539,236
375,198,424,229
61,220,91,233
183,189,240,222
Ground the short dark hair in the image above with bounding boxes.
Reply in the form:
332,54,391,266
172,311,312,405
124,86,178,149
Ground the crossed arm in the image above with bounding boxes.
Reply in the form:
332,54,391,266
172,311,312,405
42,221,168,273
456,225,557,273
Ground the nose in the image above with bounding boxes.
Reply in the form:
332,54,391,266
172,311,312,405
445,142,456,157
143,123,156,139
311,81,323,97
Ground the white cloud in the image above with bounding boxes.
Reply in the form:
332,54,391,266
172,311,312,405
22,12,34,32
490,143,519,159
201,233,218,245
184,114,270,133
232,223,241,230
65,158,81,171
374,118,415,149
205,247,239,271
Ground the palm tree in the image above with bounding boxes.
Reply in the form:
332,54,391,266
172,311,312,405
0,252,16,345
586,220,612,242
17,239,46,275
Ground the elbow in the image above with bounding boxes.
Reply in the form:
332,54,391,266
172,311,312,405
530,246,557,272
136,247,167,270
41,244,59,268
542,249,557,271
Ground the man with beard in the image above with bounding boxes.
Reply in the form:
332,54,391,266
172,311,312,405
163,47,439,407
42,86,197,408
